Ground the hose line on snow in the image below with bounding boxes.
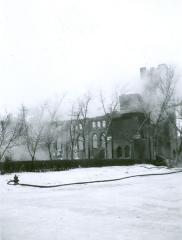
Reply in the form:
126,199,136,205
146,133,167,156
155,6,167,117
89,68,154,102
7,169,182,188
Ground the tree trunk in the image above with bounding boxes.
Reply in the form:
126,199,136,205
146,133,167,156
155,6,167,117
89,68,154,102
48,146,53,160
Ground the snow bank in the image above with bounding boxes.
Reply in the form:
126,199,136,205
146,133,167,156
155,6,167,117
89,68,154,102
0,165,182,240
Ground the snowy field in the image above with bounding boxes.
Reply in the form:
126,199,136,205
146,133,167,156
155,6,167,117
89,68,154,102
0,165,182,240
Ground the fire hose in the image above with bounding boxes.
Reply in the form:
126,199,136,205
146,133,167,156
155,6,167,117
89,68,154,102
7,169,182,188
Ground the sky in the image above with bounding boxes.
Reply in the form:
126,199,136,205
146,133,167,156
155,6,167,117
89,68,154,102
0,0,182,112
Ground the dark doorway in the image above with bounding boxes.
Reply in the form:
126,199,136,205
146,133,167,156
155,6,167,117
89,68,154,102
124,145,130,158
117,146,122,158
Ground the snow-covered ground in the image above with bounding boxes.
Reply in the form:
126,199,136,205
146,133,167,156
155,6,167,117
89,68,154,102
0,165,182,240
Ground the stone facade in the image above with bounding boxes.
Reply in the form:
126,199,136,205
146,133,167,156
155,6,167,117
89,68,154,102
57,107,177,163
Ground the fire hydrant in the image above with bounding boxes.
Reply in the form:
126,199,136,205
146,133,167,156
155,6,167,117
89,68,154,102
14,174,19,184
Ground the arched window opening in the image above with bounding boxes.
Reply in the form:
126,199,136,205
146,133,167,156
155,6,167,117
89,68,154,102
100,133,106,148
97,121,101,128
102,120,106,128
117,146,122,158
78,135,84,150
92,134,98,149
124,145,130,158
92,122,96,128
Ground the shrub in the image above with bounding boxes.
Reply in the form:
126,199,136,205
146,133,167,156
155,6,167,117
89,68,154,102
0,157,166,174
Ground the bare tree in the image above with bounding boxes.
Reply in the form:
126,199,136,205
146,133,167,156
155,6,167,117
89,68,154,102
141,65,177,159
43,121,58,160
22,105,46,162
68,93,91,159
165,100,182,162
42,96,65,160
99,87,121,158
175,104,182,160
68,105,81,160
77,93,91,159
0,110,23,161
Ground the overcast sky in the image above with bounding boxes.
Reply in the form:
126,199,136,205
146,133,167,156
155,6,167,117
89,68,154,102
0,0,182,112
